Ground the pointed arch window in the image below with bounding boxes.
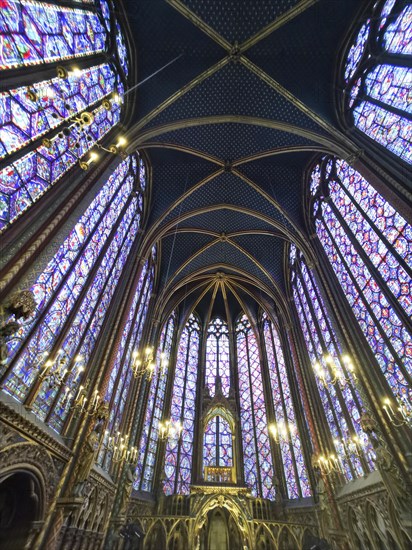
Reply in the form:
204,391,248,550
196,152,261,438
0,0,129,233
163,313,200,495
205,317,230,397
290,245,375,480
261,312,311,498
98,247,156,471
236,314,275,499
203,414,233,469
134,311,176,492
309,155,411,410
0,153,146,432
343,0,412,164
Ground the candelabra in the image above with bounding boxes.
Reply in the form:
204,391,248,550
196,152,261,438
102,429,138,464
382,397,412,428
312,452,343,476
158,419,182,441
313,353,356,387
268,421,297,444
333,434,368,465
26,65,127,172
131,347,155,379
39,351,84,390
70,385,104,418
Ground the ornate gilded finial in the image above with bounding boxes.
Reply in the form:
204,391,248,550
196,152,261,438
4,290,37,320
1,290,37,364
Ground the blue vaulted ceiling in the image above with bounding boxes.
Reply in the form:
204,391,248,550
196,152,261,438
124,0,363,319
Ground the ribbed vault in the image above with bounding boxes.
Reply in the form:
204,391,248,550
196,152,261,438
122,0,364,317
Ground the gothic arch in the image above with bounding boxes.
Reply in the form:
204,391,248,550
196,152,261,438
0,442,58,549
167,520,189,550
255,524,277,550
144,520,167,550
0,442,57,514
278,526,299,550
190,494,253,549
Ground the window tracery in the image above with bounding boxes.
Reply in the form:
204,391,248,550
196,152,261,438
236,314,275,499
309,155,412,409
134,311,176,492
203,414,233,470
343,0,412,163
163,313,200,495
0,0,129,233
0,0,107,71
98,248,156,471
205,317,230,397
290,244,375,480
261,313,311,498
1,153,146,432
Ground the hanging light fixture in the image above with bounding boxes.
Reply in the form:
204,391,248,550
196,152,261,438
102,429,138,464
39,351,85,391
312,452,343,476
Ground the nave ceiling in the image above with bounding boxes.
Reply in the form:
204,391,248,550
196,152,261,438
122,0,364,322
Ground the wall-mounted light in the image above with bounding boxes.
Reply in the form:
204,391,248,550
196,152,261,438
158,419,182,441
268,421,297,444
382,397,411,428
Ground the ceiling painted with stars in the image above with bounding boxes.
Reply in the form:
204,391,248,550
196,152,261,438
122,0,364,323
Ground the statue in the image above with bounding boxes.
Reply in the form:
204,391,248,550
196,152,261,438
272,474,282,504
119,464,135,515
314,466,332,535
360,412,409,511
72,403,108,496
370,432,408,511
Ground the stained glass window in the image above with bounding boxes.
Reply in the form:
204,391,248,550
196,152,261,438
115,20,129,78
163,314,200,495
0,0,129,234
261,313,311,498
205,317,230,397
309,155,412,411
290,244,375,480
0,0,106,71
98,250,156,471
203,415,233,468
134,312,176,492
236,314,275,499
344,1,412,163
0,83,124,233
0,63,118,160
0,154,145,432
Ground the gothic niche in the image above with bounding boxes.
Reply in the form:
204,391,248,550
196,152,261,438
198,507,242,550
0,471,43,550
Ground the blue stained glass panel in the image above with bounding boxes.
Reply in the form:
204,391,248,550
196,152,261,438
0,63,117,160
2,155,140,414
0,88,123,232
237,315,275,499
0,0,107,71
164,314,200,495
345,1,411,163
